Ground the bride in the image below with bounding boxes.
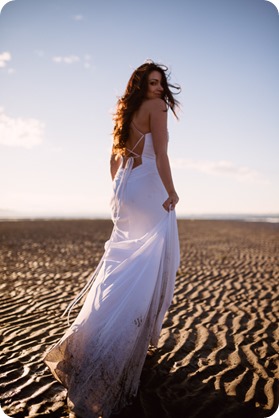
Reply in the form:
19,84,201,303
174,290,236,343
44,60,181,418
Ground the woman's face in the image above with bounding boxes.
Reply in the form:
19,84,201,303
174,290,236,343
146,70,164,100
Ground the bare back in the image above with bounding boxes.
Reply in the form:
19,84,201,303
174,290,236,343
122,100,151,169
125,101,151,154
110,98,168,178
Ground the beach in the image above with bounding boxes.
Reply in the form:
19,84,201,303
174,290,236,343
0,219,278,418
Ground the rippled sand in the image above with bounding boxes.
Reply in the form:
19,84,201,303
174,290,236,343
0,219,278,418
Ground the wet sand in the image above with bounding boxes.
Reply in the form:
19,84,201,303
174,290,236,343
0,219,278,418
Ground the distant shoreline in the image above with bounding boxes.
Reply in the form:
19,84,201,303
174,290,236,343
0,214,279,223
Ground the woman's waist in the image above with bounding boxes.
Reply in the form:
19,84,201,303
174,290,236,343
113,156,157,185
129,158,157,177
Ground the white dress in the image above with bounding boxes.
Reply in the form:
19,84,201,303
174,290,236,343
44,127,180,418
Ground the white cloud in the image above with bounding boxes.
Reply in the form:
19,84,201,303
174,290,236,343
171,158,269,184
0,51,11,68
0,108,44,148
51,54,93,70
52,55,80,64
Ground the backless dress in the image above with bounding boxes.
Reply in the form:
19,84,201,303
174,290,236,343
43,124,180,418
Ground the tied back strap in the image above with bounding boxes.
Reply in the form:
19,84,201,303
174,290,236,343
125,122,145,158
126,134,144,158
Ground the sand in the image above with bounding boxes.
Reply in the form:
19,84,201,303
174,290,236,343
0,219,278,418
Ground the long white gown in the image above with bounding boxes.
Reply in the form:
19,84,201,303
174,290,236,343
43,129,180,418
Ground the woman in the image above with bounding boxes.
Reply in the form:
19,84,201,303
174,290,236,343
44,61,181,418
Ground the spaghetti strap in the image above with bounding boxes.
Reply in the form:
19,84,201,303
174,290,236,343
131,121,144,136
126,122,145,158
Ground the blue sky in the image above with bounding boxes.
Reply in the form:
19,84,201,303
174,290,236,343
0,0,278,218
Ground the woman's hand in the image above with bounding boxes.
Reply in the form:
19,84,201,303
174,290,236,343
163,191,179,212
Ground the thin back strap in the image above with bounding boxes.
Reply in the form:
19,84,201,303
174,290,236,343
131,121,144,136
130,132,144,152
126,122,145,157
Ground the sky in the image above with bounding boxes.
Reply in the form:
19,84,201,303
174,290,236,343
0,0,278,219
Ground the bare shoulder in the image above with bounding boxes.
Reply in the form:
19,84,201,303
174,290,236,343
144,98,167,113
133,99,167,133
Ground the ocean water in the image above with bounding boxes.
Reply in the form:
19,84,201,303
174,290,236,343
181,214,279,223
1,213,279,223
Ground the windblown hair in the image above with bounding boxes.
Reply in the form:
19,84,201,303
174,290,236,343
113,61,181,154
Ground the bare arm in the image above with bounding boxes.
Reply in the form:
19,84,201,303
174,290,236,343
110,149,122,180
150,99,179,211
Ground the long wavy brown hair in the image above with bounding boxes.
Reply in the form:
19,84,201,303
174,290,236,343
112,61,181,154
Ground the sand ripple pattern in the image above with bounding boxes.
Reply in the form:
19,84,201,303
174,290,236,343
0,220,278,418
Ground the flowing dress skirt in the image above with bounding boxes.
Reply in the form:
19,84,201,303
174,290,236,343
44,135,180,418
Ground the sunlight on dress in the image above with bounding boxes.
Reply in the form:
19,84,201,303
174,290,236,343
44,132,180,418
